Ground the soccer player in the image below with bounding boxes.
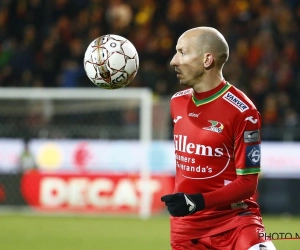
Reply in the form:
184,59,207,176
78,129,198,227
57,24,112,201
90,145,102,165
161,27,276,250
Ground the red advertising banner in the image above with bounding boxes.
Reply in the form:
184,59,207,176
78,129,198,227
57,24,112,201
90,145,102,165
21,170,174,215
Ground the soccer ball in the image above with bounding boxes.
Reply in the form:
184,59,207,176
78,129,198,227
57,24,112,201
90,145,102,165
83,34,139,89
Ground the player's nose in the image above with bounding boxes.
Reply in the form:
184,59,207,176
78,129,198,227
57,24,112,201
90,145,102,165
170,54,178,66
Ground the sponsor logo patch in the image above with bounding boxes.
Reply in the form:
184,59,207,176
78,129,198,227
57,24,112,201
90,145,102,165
173,116,182,123
244,130,260,143
171,89,193,99
246,145,261,167
245,116,258,124
188,112,201,117
184,194,195,212
222,91,249,112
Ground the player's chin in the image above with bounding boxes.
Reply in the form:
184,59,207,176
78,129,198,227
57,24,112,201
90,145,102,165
177,75,189,85
179,79,188,86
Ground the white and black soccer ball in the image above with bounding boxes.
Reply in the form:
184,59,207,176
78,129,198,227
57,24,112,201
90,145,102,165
83,34,139,89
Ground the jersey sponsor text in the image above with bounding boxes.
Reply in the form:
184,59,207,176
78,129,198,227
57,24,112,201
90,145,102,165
171,89,193,99
174,135,223,156
222,91,249,112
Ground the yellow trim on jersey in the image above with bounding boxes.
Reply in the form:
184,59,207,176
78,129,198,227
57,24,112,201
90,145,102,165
236,168,261,175
192,82,232,106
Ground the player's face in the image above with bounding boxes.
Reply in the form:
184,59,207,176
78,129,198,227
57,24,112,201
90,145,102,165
170,34,203,87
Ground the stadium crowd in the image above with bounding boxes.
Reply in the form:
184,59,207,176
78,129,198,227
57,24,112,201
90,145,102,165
0,0,300,140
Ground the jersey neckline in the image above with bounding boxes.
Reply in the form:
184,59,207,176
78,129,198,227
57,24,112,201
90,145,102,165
192,80,231,106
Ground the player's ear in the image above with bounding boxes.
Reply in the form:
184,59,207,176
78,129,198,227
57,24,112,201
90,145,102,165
203,53,214,69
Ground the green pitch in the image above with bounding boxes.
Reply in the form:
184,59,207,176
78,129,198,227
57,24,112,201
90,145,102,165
0,213,299,250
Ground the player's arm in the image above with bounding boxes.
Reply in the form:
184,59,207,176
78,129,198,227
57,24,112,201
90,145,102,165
202,173,258,209
202,109,262,209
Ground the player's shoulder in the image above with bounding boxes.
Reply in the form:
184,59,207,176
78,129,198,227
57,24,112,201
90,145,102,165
222,84,257,113
171,88,193,100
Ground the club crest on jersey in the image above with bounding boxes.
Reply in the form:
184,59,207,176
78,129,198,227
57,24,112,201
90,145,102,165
203,120,224,133
222,91,249,112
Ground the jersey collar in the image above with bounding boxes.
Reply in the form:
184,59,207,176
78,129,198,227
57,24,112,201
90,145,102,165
192,80,231,106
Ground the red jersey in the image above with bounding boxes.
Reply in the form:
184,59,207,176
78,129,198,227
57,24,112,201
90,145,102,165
170,80,263,240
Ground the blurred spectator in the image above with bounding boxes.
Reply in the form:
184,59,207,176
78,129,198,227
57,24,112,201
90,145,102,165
261,93,279,127
106,0,133,35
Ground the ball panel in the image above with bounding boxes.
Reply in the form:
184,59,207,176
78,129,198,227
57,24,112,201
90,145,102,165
124,58,137,76
84,61,97,79
92,47,108,64
122,42,137,58
95,81,111,89
110,34,127,42
135,53,139,69
111,71,128,87
96,64,111,80
103,40,122,54
108,53,126,70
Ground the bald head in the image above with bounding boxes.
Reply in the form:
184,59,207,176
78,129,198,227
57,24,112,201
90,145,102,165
181,27,229,68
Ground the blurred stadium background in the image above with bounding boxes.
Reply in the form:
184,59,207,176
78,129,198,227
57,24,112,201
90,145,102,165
0,0,300,249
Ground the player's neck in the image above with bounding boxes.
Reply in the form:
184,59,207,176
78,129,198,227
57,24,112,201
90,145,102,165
192,79,227,101
193,75,224,93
